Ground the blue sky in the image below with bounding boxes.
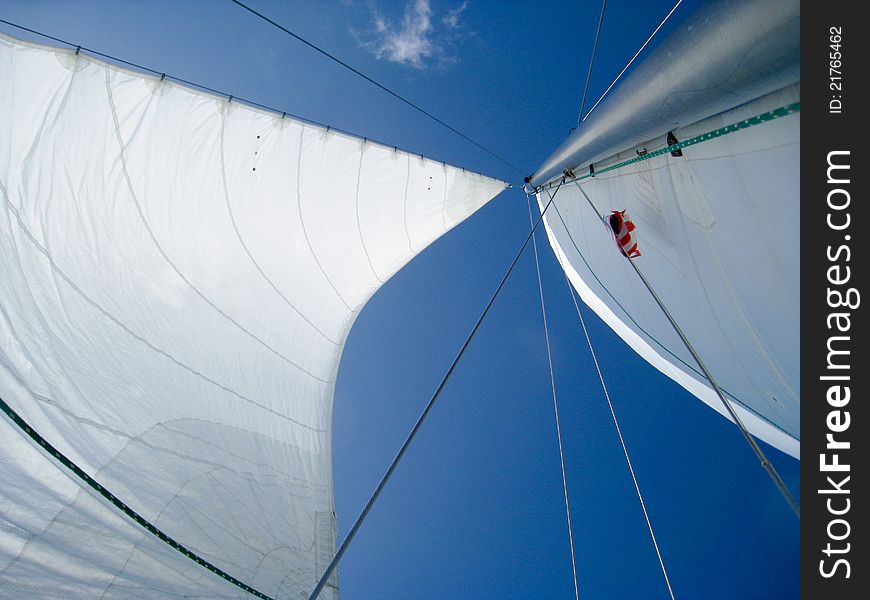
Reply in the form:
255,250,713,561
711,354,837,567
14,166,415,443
1,1,798,598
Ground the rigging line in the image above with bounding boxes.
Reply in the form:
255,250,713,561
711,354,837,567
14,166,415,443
563,277,676,600
0,18,504,185
0,394,274,600
581,0,683,122
577,0,607,123
525,191,581,600
308,181,566,600
570,180,800,518
227,0,527,176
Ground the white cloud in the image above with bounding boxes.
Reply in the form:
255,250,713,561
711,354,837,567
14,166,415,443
442,1,468,30
360,0,470,69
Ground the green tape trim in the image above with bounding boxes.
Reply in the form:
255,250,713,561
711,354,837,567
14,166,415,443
540,102,801,191
0,394,274,600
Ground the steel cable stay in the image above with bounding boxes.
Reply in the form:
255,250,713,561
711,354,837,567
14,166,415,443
526,187,675,598
568,179,800,518
307,181,566,600
560,266,677,600
525,191,581,600
581,0,683,122
0,17,512,186
577,0,608,123
228,0,527,176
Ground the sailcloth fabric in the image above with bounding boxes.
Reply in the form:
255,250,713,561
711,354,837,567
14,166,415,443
538,85,800,459
0,34,506,598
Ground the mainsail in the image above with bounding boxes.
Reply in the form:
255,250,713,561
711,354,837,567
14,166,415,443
0,33,506,598
530,0,800,458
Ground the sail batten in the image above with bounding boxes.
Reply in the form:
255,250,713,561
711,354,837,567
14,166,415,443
0,32,506,598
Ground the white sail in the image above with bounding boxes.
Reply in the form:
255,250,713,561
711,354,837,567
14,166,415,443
0,33,506,598
531,0,799,458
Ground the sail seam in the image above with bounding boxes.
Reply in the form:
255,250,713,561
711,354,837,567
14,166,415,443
441,163,449,230
402,154,414,252
0,393,275,600
355,142,385,284
218,107,342,346
0,182,325,432
103,71,332,384
295,128,357,312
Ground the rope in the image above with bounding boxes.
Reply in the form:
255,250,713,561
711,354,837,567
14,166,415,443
539,102,800,192
570,181,800,518
227,0,526,176
577,0,608,123
525,191,580,600
563,279,676,600
308,182,565,600
0,394,274,600
0,18,501,184
581,0,683,122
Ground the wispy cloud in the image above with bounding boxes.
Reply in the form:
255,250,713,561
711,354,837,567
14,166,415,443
358,0,471,69
442,1,468,30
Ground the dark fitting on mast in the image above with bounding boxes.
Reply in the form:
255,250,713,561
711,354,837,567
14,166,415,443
667,131,683,157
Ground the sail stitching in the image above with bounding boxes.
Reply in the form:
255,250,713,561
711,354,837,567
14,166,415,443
355,142,385,284
0,393,275,600
295,128,357,312
441,163,449,230
402,154,415,252
525,191,581,600
218,107,342,346
103,71,332,384
564,279,677,600
0,182,326,432
0,356,311,483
